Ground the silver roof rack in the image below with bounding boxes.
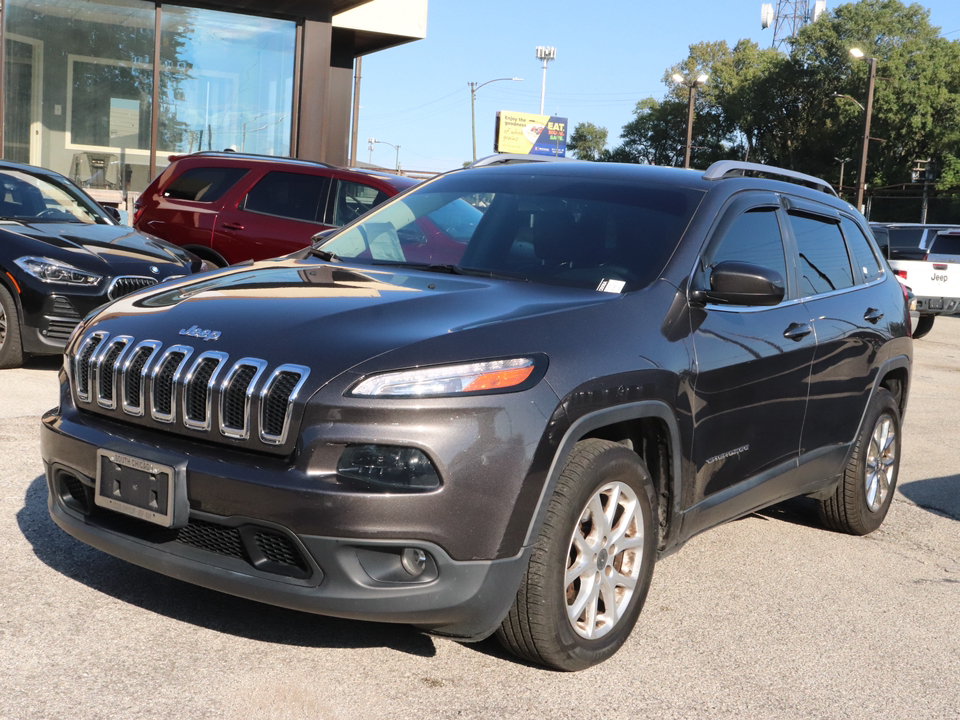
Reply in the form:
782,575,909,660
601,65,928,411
703,161,838,197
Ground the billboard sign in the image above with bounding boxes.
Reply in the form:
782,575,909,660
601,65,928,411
494,111,567,156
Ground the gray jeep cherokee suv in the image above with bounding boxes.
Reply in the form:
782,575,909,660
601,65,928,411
42,160,912,670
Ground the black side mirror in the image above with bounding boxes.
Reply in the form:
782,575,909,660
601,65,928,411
101,205,122,223
692,260,785,307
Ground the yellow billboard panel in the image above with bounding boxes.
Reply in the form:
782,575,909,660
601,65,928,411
494,111,567,156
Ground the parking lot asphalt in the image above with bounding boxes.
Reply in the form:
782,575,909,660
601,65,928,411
1,318,958,720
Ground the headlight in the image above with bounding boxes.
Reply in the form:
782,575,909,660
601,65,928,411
350,357,538,397
15,256,101,286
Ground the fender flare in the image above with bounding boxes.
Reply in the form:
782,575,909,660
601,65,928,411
521,400,683,549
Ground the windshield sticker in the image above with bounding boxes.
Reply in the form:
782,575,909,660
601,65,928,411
597,279,626,294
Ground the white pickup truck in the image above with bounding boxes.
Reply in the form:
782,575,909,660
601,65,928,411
870,223,960,338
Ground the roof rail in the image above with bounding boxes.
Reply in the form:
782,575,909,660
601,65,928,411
168,150,337,170
703,161,838,197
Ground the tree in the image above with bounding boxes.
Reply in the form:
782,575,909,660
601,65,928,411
568,122,608,161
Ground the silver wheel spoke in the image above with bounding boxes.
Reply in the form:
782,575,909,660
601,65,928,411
608,497,638,547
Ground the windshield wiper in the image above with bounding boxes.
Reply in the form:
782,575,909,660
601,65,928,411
309,248,341,262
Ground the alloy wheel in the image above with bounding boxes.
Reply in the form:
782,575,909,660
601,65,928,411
565,481,644,639
865,414,897,513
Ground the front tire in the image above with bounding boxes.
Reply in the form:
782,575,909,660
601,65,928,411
817,388,901,535
496,439,657,671
912,314,934,339
0,284,24,369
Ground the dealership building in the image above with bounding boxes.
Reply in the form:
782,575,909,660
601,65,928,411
0,0,427,203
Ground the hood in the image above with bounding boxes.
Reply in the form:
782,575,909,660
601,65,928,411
83,257,615,382
6,221,190,271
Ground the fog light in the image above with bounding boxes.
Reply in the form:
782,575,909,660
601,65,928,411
337,444,440,490
401,548,428,577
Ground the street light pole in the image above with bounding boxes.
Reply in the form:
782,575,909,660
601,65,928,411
672,73,708,169
468,77,522,163
535,46,556,115
369,138,400,172
850,48,877,212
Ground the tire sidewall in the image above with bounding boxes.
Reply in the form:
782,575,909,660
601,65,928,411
0,283,23,368
540,446,657,669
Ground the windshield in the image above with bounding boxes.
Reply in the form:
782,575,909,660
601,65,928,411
319,170,703,292
0,169,104,224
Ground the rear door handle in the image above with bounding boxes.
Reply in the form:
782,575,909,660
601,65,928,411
864,308,884,324
221,222,244,231
783,322,812,341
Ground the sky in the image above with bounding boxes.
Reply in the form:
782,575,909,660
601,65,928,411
355,0,960,173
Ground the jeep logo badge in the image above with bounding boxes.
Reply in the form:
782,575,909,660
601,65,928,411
179,325,221,341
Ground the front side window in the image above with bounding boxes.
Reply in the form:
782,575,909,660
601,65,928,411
0,170,102,223
333,181,390,226
244,171,330,223
707,207,787,281
319,171,703,292
789,212,854,296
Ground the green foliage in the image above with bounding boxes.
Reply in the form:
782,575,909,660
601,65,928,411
568,122,608,161
600,0,960,215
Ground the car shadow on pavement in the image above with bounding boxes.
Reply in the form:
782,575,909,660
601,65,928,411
898,474,960,522
18,475,438,658
754,496,823,529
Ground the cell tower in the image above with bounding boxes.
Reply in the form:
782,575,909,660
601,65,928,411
761,0,827,50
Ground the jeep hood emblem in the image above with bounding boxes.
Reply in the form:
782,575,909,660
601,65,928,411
179,325,221,341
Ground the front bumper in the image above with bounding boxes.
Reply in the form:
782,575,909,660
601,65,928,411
40,397,543,639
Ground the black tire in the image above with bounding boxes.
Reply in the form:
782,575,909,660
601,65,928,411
496,439,657,671
0,284,24,369
817,388,901,535
912,314,934,339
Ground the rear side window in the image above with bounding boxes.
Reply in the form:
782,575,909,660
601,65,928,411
164,167,248,202
789,212,854,296
841,217,883,283
244,171,331,223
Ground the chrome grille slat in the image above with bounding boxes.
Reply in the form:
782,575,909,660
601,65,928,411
71,334,306,448
120,341,162,417
260,365,310,445
182,352,229,431
149,345,194,424
95,336,133,409
220,359,268,440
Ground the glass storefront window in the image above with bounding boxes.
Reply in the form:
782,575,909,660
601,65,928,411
5,0,156,191
3,1,296,195
158,7,295,165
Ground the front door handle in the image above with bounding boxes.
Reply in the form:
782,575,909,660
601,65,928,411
783,322,812,341
864,308,884,324
221,222,244,231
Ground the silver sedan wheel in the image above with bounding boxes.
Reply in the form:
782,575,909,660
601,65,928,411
0,303,6,346
565,481,644,639
865,413,897,513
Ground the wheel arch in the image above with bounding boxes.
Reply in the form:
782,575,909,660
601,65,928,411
522,401,682,554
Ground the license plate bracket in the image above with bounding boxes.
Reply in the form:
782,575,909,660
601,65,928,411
95,449,184,527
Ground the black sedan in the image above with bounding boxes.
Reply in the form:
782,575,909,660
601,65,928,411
0,160,210,368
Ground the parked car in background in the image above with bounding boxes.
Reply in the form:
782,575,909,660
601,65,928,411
0,160,209,368
134,152,418,267
43,160,911,671
870,223,960,338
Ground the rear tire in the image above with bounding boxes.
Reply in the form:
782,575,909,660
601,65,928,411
817,388,900,535
0,284,24,369
496,439,657,671
912,314,934,339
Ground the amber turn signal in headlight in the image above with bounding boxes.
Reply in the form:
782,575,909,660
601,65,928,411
350,358,538,397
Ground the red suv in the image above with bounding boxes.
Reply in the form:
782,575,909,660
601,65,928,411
134,152,418,266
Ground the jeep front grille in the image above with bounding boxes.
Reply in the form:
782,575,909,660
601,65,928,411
72,333,309,446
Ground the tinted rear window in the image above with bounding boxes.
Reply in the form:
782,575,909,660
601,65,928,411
929,233,960,256
164,166,248,202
